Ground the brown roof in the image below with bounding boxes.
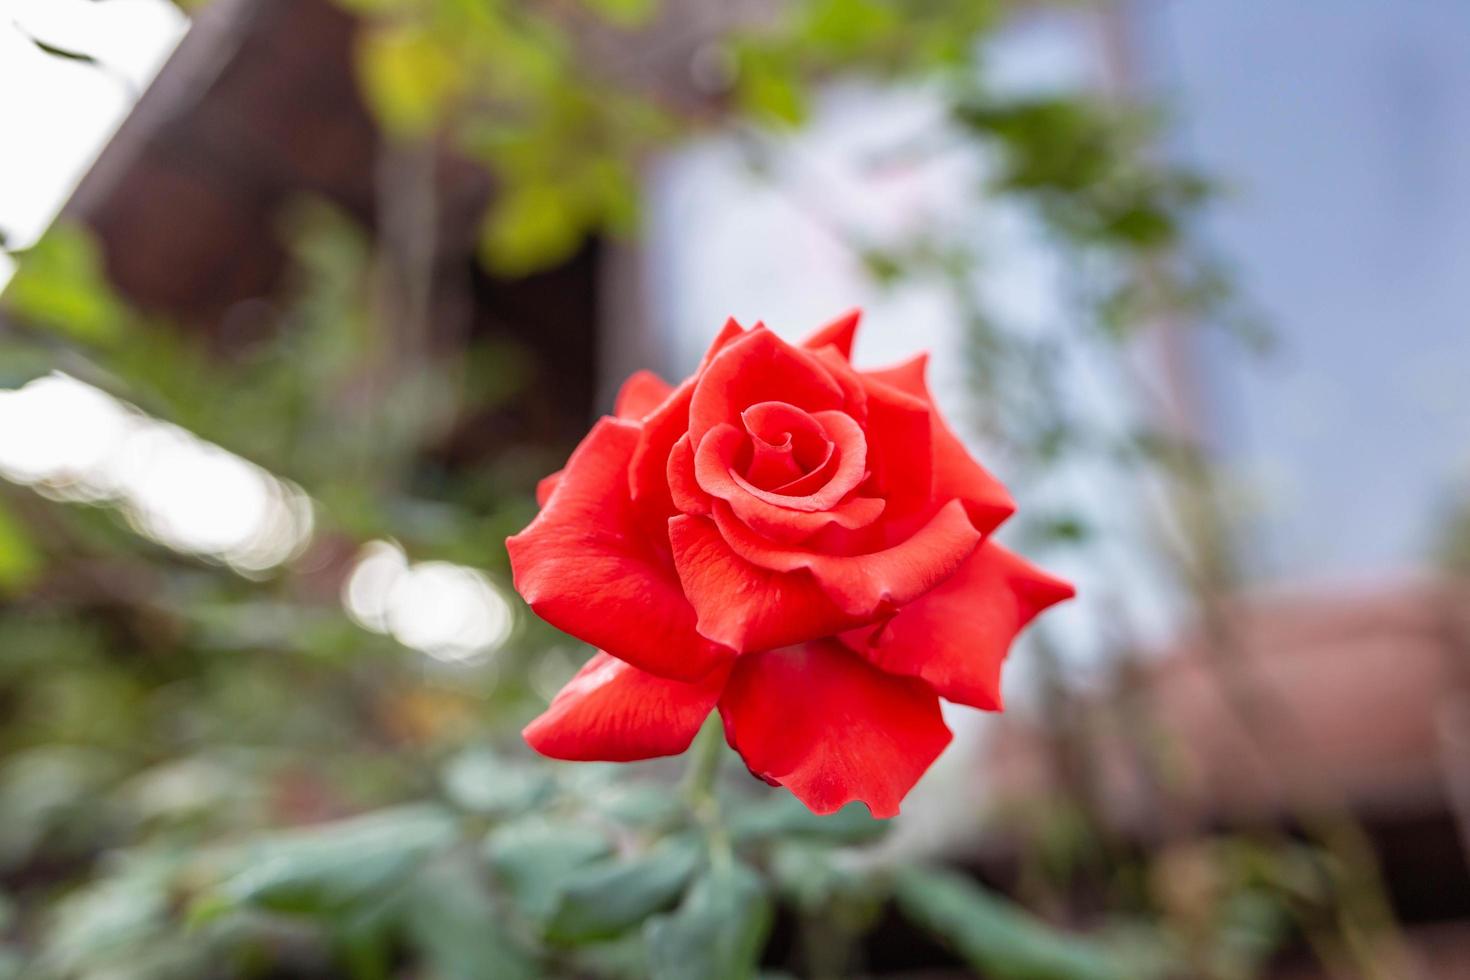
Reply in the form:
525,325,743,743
987,576,1470,833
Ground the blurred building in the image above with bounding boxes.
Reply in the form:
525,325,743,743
57,0,603,456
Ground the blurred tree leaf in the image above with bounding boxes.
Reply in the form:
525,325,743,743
733,47,807,126
545,835,702,944
24,35,101,67
891,866,1138,980
220,804,458,914
646,859,771,980
356,24,464,137
1,225,127,344
0,501,42,596
797,0,901,57
479,181,588,276
484,820,614,922
579,0,657,28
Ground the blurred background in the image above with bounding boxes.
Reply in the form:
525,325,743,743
1,0,1468,977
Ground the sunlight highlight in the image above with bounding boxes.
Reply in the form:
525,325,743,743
0,373,314,573
343,540,514,663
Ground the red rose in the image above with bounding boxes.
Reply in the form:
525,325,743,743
508,311,1072,817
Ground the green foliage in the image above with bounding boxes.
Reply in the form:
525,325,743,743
1,225,128,344
0,501,41,595
441,747,554,817
544,835,702,944
727,795,885,846
955,95,1212,250
400,861,538,980
485,820,614,922
579,0,657,29
356,24,464,137
892,865,1141,980
646,859,772,980
217,805,459,914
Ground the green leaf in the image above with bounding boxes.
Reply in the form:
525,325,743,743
579,0,657,28
734,48,807,126
798,0,900,57
768,842,867,912
1,225,127,344
403,861,537,980
479,181,587,277
441,748,552,817
646,859,771,980
484,820,613,922
891,866,1136,980
0,502,42,596
26,36,100,67
220,805,458,915
729,796,886,846
37,853,177,976
356,25,462,137
545,835,702,944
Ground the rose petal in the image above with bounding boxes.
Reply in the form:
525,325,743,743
697,413,867,514
806,344,869,426
614,369,674,420
857,370,934,520
731,492,886,545
666,433,710,515
718,640,952,818
535,470,562,507
687,424,882,543
524,652,726,761
712,498,982,619
843,541,1074,710
745,431,803,488
628,318,747,521
800,308,861,360
865,354,1014,533
741,401,832,488
689,328,847,448
668,515,863,652
507,418,731,681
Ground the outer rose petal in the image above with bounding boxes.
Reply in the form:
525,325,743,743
535,470,562,508
507,418,730,681
843,541,1075,710
535,368,671,509
855,371,934,520
711,499,982,620
668,515,863,652
525,652,725,761
800,308,861,360
614,369,674,420
865,354,1015,534
718,640,953,818
629,318,746,521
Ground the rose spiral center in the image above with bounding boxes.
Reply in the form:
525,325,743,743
740,401,834,491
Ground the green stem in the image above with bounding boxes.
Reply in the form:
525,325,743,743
682,713,725,806
683,715,733,868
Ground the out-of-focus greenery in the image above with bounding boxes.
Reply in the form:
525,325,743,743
339,0,1005,274
0,1,1374,979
